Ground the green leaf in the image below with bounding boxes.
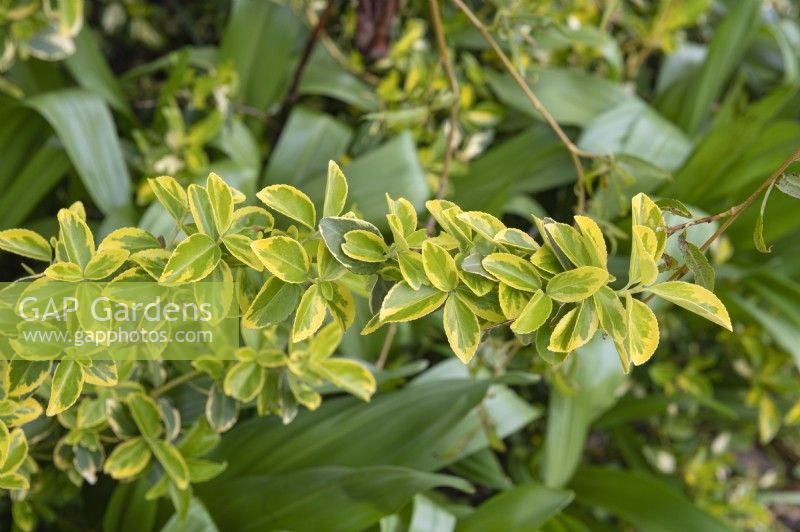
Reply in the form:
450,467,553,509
481,253,541,292
160,234,221,285
498,283,529,320
319,217,383,275
629,225,659,286
776,172,800,199
98,227,160,254
546,266,608,303
150,440,190,491
323,161,348,217
397,250,427,290
104,437,152,480
541,221,592,268
655,198,693,218
222,234,263,271
256,184,316,230
645,281,732,331
624,294,660,366
443,294,481,364
161,498,219,532
207,172,234,235
27,89,132,215
494,228,539,252
251,236,310,284
150,176,189,225
58,208,95,269
312,358,376,402
548,300,598,353
678,233,715,291
574,215,607,268
243,277,303,328
0,229,52,261
458,483,574,532
83,249,129,280
380,282,447,323
47,361,84,416
128,393,163,440
0,429,27,475
457,211,505,240
592,286,627,345
511,290,553,335
45,262,83,282
341,230,387,263
753,182,774,253
188,184,220,240
224,362,265,403
292,284,327,342
422,242,459,292
570,467,733,532
323,281,355,330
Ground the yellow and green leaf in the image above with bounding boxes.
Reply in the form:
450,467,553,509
511,290,553,334
546,266,608,303
548,300,598,353
342,230,388,263
293,284,327,342
443,293,481,363
380,282,447,323
159,233,221,285
256,184,316,230
250,236,310,284
482,252,541,292
624,294,660,365
645,281,732,331
0,229,52,261
323,161,348,217
422,241,459,292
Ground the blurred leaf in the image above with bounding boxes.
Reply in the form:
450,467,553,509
27,89,132,217
408,494,457,532
300,47,379,111
161,498,218,532
104,476,158,532
776,172,800,199
65,29,131,116
457,483,573,532
203,466,471,532
570,467,733,532
542,336,626,487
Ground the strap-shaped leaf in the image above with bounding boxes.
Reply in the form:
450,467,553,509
624,294,659,366
546,266,607,302
548,300,598,353
380,282,447,323
256,184,316,229
645,281,732,331
422,242,459,292
323,161,348,217
160,233,221,285
482,253,541,292
443,294,481,363
0,229,52,261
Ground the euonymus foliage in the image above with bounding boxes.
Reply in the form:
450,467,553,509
0,162,733,512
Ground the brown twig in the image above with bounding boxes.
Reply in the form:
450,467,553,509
645,145,800,300
451,0,592,213
426,0,461,235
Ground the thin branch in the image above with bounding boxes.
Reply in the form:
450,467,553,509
645,145,800,300
451,0,591,212
426,0,461,235
376,323,398,369
151,370,202,398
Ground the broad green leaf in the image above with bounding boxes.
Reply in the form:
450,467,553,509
398,250,426,290
293,284,327,342
222,234,263,271
325,281,356,330
224,361,265,402
98,227,160,254
443,294,481,363
316,240,346,281
570,467,732,532
319,217,383,275
150,440,190,490
498,283,529,320
645,281,732,330
8,361,50,397
45,262,83,282
207,172,234,235
130,249,172,280
47,360,84,416
548,300,598,353
655,198,693,218
574,215,607,268
546,266,607,303
58,208,95,269
592,286,627,344
341,230,387,263
243,277,302,328
776,172,800,199
309,323,342,362
458,483,573,532
128,393,163,440
82,360,118,387
511,290,553,334
256,184,316,229
482,253,541,292
104,438,152,480
678,232,714,291
161,498,219,532
531,245,563,276
251,236,310,284
624,294,660,366
541,221,592,268
150,176,189,224
83,249,129,280
456,287,505,322
313,358,376,402
0,229,52,261
323,161,348,217
160,234,221,285
188,184,220,240
380,282,447,323
422,242,459,292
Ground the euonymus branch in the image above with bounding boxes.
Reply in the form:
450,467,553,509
0,163,733,507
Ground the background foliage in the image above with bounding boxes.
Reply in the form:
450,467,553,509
1,0,800,530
